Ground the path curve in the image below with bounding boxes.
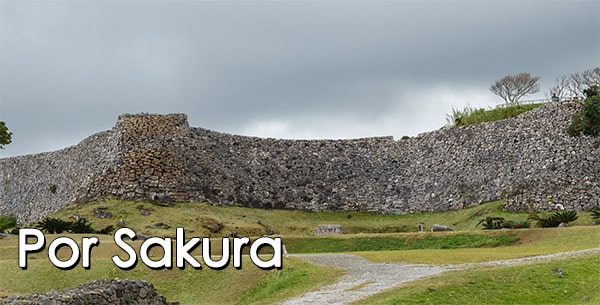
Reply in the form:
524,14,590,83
282,248,600,305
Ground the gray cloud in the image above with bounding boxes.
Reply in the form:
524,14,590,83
1,0,598,157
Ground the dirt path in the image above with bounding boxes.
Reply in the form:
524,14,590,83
282,248,600,305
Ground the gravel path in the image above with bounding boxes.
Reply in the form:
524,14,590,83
282,248,600,305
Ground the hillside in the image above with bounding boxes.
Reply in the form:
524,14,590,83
1,101,598,223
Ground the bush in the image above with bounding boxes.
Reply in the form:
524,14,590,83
96,225,115,235
477,216,505,229
70,218,95,234
567,91,600,137
0,214,17,232
553,210,578,224
477,217,530,230
37,217,72,234
528,210,578,227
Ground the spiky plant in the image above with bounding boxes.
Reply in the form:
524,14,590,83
69,218,94,234
552,210,578,226
591,208,600,220
37,217,72,234
527,212,560,228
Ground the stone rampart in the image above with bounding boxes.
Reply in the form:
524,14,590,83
1,102,598,223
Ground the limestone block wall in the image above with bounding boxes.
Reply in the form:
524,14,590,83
0,279,170,305
0,102,598,224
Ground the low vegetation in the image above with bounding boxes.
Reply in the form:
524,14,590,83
0,214,16,232
527,210,579,228
356,255,599,305
22,199,591,238
0,200,598,304
447,103,545,127
566,86,600,137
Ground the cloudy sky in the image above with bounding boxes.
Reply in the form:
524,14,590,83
1,0,598,157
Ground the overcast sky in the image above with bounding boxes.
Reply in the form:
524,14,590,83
1,0,598,157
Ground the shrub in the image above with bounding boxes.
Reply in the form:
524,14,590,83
96,225,115,235
477,217,530,230
37,217,72,234
527,210,578,227
553,210,578,225
70,218,95,234
567,91,600,137
0,214,17,232
477,216,505,229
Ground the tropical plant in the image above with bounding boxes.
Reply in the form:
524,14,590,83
527,212,558,228
37,217,72,234
552,210,578,226
70,218,95,234
528,210,578,227
96,225,115,235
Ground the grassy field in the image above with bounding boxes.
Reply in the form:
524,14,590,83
355,254,600,305
35,199,595,237
0,200,598,304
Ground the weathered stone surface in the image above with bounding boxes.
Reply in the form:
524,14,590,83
431,224,454,232
1,102,599,224
314,224,344,235
0,279,171,305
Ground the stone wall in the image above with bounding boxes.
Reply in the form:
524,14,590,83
1,102,598,223
0,279,172,305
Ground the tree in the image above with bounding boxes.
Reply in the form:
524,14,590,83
0,121,12,149
566,88,600,137
569,67,600,98
548,67,600,100
489,72,540,104
548,74,570,100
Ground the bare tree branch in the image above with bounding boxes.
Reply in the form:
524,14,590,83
490,72,540,104
569,67,600,98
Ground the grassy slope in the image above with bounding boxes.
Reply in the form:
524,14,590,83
0,254,343,304
1,200,598,304
39,199,595,237
356,255,600,305
358,226,600,264
451,103,545,127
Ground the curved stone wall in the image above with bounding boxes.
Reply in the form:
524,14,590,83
1,102,598,223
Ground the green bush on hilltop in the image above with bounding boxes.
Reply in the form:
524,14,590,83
567,86,600,137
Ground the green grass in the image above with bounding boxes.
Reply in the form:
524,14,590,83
283,232,518,253
38,199,595,238
358,226,600,264
355,254,600,305
236,263,344,305
1,199,598,304
449,103,545,127
0,255,342,304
